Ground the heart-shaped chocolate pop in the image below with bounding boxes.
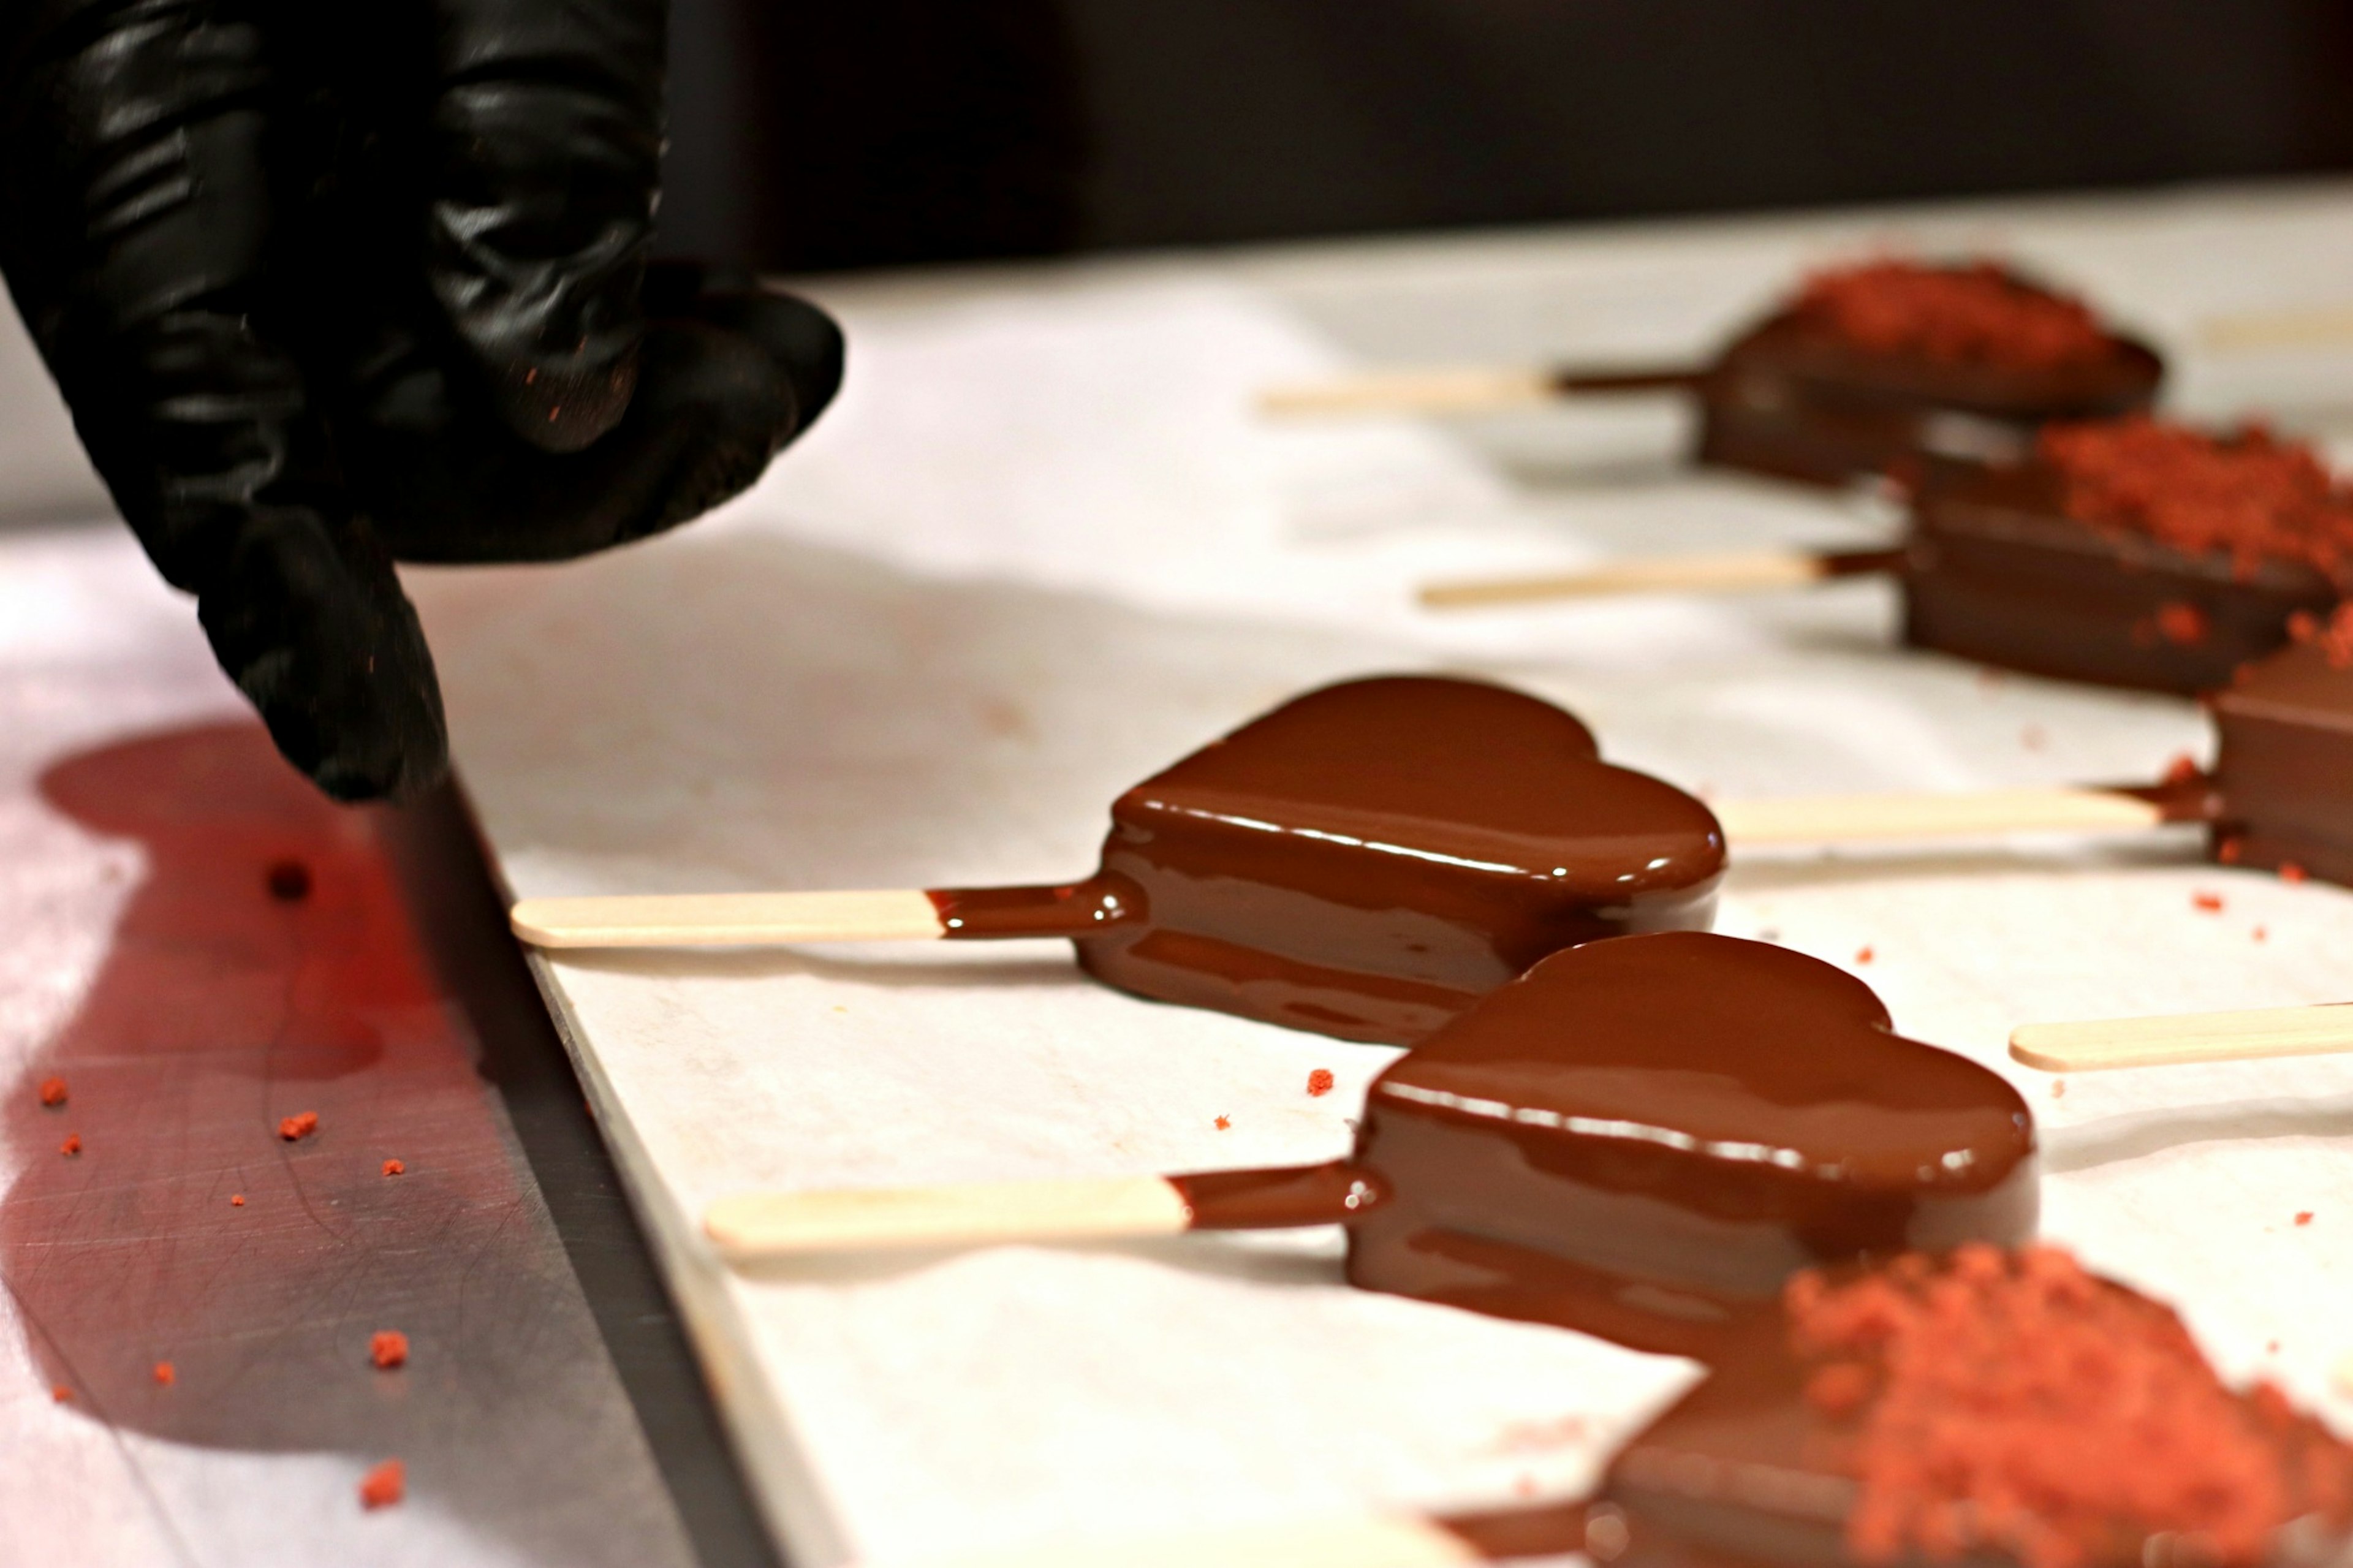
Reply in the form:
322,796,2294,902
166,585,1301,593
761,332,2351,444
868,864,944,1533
1065,676,1726,1042
706,932,2039,1365
1333,931,2037,1354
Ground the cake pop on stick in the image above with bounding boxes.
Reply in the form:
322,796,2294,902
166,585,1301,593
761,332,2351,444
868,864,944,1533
517,675,1730,1047
1262,259,2162,490
705,933,2039,1361
1423,419,2351,698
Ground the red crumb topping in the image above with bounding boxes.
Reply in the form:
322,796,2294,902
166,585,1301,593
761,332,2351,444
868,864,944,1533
2287,605,2353,668
1306,1069,1336,1097
230,1194,244,1207
2039,419,2353,586
359,1459,405,1510
51,1385,70,1403
382,1158,405,1176
1793,260,2110,369
2218,836,2245,865
2297,1213,2315,1227
1213,1115,1231,1131
152,1362,174,1387
370,1331,409,1369
59,1134,80,1156
1854,945,1876,965
2193,892,2225,913
2281,862,2309,885
2154,602,2210,646
278,1111,319,1142
1786,1245,2353,1568
37,1076,67,1107
2161,754,2204,787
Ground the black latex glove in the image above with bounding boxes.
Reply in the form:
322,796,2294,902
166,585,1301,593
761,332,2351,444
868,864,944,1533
1,0,843,800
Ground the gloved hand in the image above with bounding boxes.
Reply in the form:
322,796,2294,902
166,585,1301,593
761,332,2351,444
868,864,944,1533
1,0,843,801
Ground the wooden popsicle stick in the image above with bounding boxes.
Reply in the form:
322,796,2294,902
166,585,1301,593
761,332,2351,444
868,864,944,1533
2197,304,2353,353
1259,366,1559,417
2010,1003,2353,1072
510,888,944,949
1420,550,1839,609
705,1175,1193,1261
856,1513,1482,1568
1715,787,2165,844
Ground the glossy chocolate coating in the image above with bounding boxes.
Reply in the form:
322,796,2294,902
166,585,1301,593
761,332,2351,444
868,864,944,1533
1901,461,2341,694
1340,934,2036,1358
1696,310,2162,489
2210,640,2353,886
1029,676,1728,1045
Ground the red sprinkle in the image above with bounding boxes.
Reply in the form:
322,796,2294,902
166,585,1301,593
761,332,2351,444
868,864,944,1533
278,1111,319,1142
2154,601,2211,646
382,1158,405,1176
2281,862,2309,885
2217,836,2245,865
1213,1115,1231,1131
2254,926,2269,944
1854,945,1876,965
2161,753,2203,787
1794,260,2109,369
2192,892,2226,913
359,1459,406,1510
50,1385,70,1403
1306,1069,1336,1097
37,1076,67,1107
2289,604,2353,668
59,1134,80,1157
152,1362,174,1387
230,1194,245,1207
2297,1212,2315,1227
1786,1245,2353,1568
370,1330,409,1369
2040,418,2353,588
2051,1080,2067,1099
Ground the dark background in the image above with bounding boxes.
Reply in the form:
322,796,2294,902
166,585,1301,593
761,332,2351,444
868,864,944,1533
660,0,2353,273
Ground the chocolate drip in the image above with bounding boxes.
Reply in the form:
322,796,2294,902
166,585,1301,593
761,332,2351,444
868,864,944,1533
1817,548,1906,580
928,875,1143,941
1550,364,1708,396
2104,770,2222,824
1167,1160,1383,1229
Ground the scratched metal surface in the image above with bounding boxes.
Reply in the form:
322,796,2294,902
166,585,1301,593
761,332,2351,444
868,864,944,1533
0,329,729,1564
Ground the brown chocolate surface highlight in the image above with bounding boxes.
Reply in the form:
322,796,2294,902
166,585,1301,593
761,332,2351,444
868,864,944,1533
1067,676,1726,1045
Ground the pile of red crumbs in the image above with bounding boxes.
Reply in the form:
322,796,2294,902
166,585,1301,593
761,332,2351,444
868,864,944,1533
2287,604,2353,669
2039,418,2353,585
1794,260,2109,369
1786,1243,2353,1568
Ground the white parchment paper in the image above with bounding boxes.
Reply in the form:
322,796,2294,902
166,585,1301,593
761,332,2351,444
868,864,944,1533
411,186,2353,1566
